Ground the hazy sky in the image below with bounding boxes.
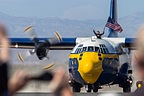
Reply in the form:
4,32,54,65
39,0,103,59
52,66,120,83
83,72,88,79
0,0,143,20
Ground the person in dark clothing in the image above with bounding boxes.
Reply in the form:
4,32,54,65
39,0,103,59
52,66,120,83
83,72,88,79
0,24,10,96
0,63,8,96
0,25,37,95
93,29,104,39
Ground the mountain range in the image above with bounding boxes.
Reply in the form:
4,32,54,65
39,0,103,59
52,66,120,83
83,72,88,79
0,11,144,38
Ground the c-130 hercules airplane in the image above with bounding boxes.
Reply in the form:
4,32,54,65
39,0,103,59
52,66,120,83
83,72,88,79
10,0,136,93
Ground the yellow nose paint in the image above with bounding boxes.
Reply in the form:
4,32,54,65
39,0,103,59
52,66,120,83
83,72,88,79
79,52,103,84
83,62,93,74
69,52,118,84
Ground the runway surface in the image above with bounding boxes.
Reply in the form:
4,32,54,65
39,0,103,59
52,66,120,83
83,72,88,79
15,93,131,96
9,62,139,93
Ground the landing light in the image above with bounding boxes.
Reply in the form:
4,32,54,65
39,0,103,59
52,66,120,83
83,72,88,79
138,84,142,88
129,80,133,84
127,79,133,84
31,49,35,53
15,44,18,48
136,81,143,88
69,80,71,83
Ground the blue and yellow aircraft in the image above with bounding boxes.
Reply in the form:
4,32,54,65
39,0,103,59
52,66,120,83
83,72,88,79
11,0,135,93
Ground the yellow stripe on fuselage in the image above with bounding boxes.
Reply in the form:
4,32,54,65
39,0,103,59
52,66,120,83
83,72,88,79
69,52,118,84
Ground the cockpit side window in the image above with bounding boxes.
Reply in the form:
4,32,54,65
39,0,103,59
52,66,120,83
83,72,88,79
95,47,99,52
100,48,103,53
75,48,83,53
105,48,109,53
99,44,109,54
75,49,78,53
103,48,107,53
83,47,87,52
79,48,83,53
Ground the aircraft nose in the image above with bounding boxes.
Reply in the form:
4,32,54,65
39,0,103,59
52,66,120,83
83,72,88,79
83,61,93,74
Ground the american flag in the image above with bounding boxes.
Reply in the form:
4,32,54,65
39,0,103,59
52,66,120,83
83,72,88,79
105,17,123,32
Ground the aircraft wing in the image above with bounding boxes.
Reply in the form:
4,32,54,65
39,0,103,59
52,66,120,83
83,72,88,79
124,38,136,48
9,38,77,50
103,38,136,49
9,37,136,50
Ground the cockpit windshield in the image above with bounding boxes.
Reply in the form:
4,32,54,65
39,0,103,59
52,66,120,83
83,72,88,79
88,46,94,51
74,46,100,53
74,44,109,54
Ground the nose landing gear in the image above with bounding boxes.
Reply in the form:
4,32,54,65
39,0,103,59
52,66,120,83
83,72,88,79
85,84,98,93
71,80,82,92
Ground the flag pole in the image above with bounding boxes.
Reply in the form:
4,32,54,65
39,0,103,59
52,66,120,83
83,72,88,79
102,26,106,34
102,17,109,34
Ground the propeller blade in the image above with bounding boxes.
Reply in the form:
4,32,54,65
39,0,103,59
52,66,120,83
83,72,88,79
44,63,55,70
24,26,35,37
24,26,39,45
17,50,34,62
54,31,62,42
47,31,62,45
17,52,24,62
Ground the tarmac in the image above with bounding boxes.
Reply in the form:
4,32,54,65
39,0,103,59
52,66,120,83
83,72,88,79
9,62,139,93
15,93,130,96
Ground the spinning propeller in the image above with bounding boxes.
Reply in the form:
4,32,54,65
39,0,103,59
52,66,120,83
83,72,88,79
18,26,62,62
44,62,55,70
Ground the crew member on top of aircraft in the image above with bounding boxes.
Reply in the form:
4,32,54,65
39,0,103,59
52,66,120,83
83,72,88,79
93,29,104,39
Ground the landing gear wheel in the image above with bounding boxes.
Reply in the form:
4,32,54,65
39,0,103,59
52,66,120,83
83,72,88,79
72,81,81,92
93,87,98,92
73,85,80,92
123,81,131,92
85,84,92,92
123,86,131,92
